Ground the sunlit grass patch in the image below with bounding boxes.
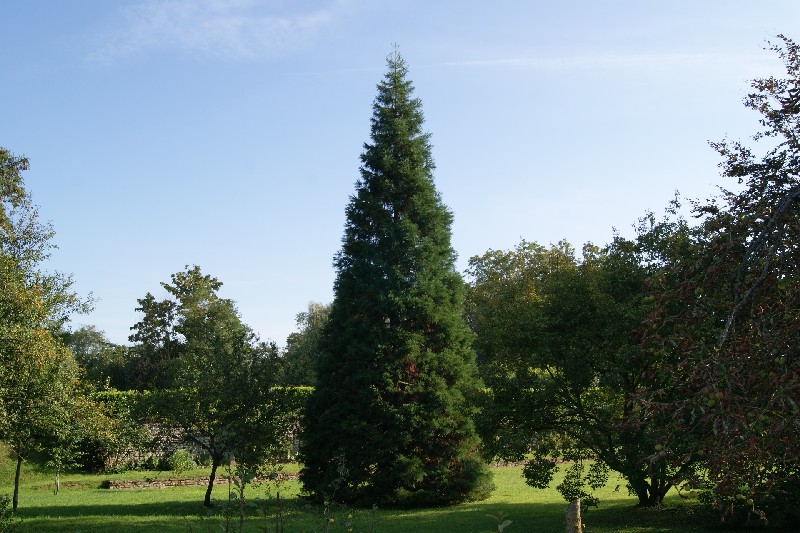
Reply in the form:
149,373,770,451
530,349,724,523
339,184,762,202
1,459,712,533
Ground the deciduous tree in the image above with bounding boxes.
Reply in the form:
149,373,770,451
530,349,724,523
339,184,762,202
133,266,289,507
0,148,90,510
61,325,128,389
281,302,330,386
127,292,180,390
641,35,800,525
466,238,693,507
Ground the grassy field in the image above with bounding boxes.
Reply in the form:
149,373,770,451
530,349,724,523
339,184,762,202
0,448,718,533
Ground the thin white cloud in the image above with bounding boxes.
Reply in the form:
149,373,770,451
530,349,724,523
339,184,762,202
91,0,340,61
438,51,775,75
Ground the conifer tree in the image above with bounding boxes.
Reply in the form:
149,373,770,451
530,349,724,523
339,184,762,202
299,51,493,506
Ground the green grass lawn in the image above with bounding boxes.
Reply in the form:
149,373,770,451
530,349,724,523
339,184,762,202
1,449,717,532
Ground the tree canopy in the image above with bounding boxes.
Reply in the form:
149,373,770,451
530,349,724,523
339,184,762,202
465,238,691,507
280,302,330,386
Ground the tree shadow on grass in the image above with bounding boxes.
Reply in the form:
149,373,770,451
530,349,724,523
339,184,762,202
15,499,564,533
15,500,211,532
12,493,723,533
372,501,569,532
327,499,727,533
17,495,205,515
584,501,714,533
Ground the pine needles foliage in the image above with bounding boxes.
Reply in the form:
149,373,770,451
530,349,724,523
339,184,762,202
299,50,493,507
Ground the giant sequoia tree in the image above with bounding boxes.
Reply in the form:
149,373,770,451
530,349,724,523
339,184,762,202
299,52,492,506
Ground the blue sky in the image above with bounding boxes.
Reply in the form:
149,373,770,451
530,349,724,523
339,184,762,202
2,1,797,346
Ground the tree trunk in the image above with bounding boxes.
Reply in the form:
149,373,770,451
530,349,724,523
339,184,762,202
649,472,670,506
631,478,653,507
631,476,669,507
204,458,220,507
13,455,22,512
634,485,649,507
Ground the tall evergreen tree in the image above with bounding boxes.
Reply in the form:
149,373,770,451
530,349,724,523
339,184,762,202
299,51,493,507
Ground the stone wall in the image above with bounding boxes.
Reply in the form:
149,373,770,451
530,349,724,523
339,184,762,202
102,472,297,490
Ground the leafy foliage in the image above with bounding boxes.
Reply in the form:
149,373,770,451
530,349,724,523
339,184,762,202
0,148,93,510
280,302,330,386
61,326,129,389
466,239,692,506
127,291,181,390
164,449,196,474
640,35,800,525
300,51,492,506
129,266,291,506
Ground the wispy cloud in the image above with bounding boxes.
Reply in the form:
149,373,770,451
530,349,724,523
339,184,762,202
91,0,341,61
437,51,775,75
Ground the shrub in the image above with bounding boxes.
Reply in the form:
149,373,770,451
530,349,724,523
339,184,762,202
0,494,20,532
139,454,160,471
164,450,196,474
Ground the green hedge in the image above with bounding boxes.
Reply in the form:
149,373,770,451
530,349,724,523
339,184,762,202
93,386,313,420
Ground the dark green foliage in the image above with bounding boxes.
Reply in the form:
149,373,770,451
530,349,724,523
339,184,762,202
127,292,181,390
300,51,492,507
0,148,28,240
0,493,20,532
546,460,610,507
641,35,800,526
61,326,130,389
466,239,692,507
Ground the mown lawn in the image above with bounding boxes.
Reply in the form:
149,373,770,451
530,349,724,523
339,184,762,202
1,456,724,533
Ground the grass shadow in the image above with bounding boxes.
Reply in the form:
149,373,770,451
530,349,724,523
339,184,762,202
6,467,727,533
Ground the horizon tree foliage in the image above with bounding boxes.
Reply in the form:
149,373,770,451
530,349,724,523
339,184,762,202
280,301,330,386
0,148,92,511
131,266,289,507
465,238,691,507
641,35,800,525
127,291,181,390
61,325,129,389
299,51,493,507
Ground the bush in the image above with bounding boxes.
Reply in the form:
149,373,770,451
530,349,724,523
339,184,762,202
0,494,20,532
163,450,195,474
138,454,160,471
82,390,150,473
196,450,212,467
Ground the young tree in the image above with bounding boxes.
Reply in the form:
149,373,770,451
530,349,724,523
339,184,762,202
132,266,289,507
299,51,493,506
0,148,90,511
